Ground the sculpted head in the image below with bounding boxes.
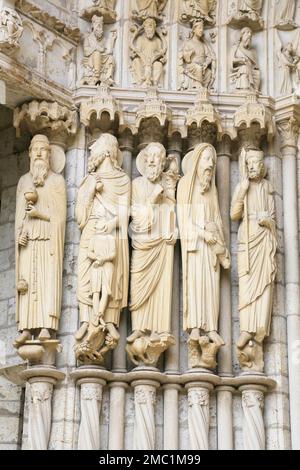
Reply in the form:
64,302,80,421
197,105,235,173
143,18,156,39
240,27,252,48
29,134,51,187
192,20,204,40
196,144,216,193
245,147,265,181
144,142,166,183
88,133,120,173
92,15,104,40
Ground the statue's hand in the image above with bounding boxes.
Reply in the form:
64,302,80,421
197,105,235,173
204,231,217,246
19,233,28,247
241,177,250,194
26,204,40,219
258,217,272,230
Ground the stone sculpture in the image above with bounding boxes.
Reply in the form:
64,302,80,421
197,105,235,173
231,27,260,92
179,19,216,90
231,146,277,372
130,17,167,87
75,133,130,364
177,143,230,370
132,0,168,22
0,6,23,51
82,15,117,86
180,0,216,25
228,0,264,31
14,134,66,352
81,0,117,23
277,30,300,95
275,0,296,30
126,143,179,367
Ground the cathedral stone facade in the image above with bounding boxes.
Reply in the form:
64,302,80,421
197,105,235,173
0,0,299,451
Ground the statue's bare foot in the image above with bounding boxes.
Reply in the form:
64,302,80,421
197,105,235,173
189,328,200,342
106,323,120,341
150,332,161,343
38,329,51,341
14,329,31,347
127,330,143,344
237,331,253,349
208,331,225,347
75,322,89,341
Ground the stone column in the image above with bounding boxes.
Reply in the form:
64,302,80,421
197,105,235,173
278,117,300,450
108,382,128,450
162,384,182,450
21,367,65,450
186,383,212,450
78,378,105,450
240,386,266,450
132,379,160,450
216,135,234,450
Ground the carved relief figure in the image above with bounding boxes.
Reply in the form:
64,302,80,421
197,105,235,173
277,31,300,95
0,7,23,50
238,0,263,19
82,15,117,86
231,27,260,92
81,0,117,23
130,17,166,87
276,0,296,30
179,19,216,90
75,134,130,363
231,147,277,372
126,143,179,367
15,135,66,346
181,0,216,25
228,0,263,30
132,0,168,21
177,143,230,370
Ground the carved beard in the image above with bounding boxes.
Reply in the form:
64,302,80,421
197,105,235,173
146,165,162,183
31,159,50,187
199,171,212,194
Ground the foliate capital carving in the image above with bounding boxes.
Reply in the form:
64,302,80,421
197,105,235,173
188,389,209,407
30,382,53,404
80,85,124,132
13,101,78,142
81,383,103,402
242,390,264,410
277,117,300,149
0,6,23,52
134,386,156,406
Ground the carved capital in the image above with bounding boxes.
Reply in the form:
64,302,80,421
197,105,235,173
242,390,264,410
81,383,103,402
277,117,300,150
134,386,156,406
30,381,53,404
188,389,209,407
13,100,78,144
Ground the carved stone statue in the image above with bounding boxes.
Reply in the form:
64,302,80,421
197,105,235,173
126,143,179,367
277,31,300,95
132,0,168,22
82,15,117,86
177,143,230,370
75,134,130,364
228,0,264,31
0,7,23,50
130,17,166,87
180,0,216,25
179,19,216,90
231,27,260,92
15,135,66,347
231,147,277,372
276,0,296,30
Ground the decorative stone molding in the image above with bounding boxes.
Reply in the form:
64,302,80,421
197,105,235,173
227,1,264,32
131,0,168,24
277,116,300,149
136,88,171,129
13,100,78,142
186,87,222,136
16,0,81,44
80,85,124,134
0,6,23,52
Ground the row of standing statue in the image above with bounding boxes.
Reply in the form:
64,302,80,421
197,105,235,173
13,132,277,374
79,0,299,95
